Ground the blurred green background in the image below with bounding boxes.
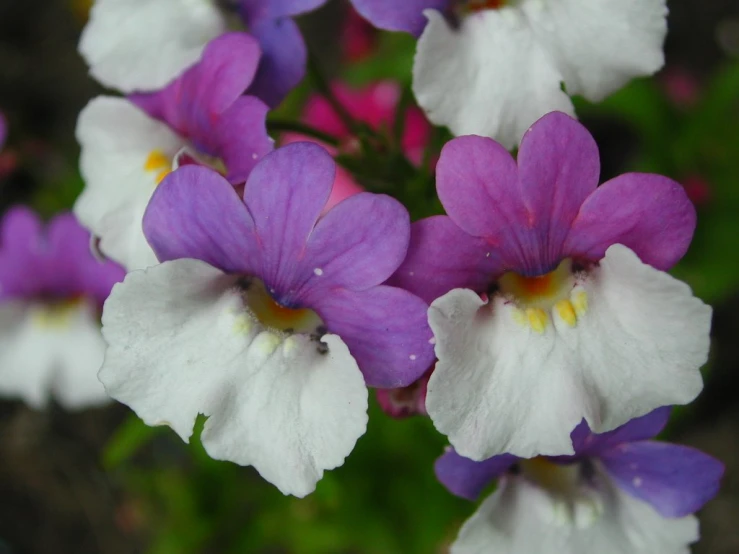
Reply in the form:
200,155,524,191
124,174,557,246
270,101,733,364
1,0,739,553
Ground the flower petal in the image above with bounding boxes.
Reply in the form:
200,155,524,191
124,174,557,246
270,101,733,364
294,193,411,303
247,18,307,108
435,135,522,243
78,0,226,93
565,174,696,270
413,9,574,149
0,207,46,301
129,32,262,149
426,289,591,460
315,286,433,388
75,97,185,270
240,0,327,23
515,112,600,272
570,407,672,458
601,441,724,518
523,0,667,101
569,244,709,434
0,299,109,410
215,96,273,183
351,0,450,35
243,143,334,297
389,216,502,305
435,449,518,501
100,259,368,496
143,166,259,274
451,472,699,554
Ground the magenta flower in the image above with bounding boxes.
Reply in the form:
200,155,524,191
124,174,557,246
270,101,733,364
393,112,711,461
99,143,434,496
436,409,724,553
75,33,272,271
0,208,124,409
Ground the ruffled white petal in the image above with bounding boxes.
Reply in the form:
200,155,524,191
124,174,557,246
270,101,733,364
79,0,227,93
75,96,185,270
413,9,574,149
0,299,110,410
426,244,709,460
522,0,667,101
451,467,698,554
99,259,368,497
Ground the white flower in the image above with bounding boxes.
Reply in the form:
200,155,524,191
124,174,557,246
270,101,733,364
412,0,667,148
451,458,698,554
75,97,183,270
0,299,111,410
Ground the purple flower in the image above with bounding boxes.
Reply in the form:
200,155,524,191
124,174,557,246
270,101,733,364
436,409,724,554
98,142,434,496
0,208,124,409
75,33,273,271
392,112,711,461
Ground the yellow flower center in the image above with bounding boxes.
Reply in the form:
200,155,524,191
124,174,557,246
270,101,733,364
498,259,589,333
237,278,323,335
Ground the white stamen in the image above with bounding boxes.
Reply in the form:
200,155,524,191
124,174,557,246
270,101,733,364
314,268,324,276
409,354,417,361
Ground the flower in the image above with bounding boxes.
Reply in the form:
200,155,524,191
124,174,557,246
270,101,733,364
75,33,272,271
79,0,324,107
436,409,724,554
283,80,432,210
366,0,668,148
0,208,124,410
98,142,434,496
392,112,711,460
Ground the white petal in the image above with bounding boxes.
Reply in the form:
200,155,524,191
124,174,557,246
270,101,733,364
75,97,185,270
523,0,667,101
79,0,227,93
0,299,110,410
99,259,368,496
565,244,709,433
426,245,709,460
412,9,573,149
426,289,588,460
451,468,698,554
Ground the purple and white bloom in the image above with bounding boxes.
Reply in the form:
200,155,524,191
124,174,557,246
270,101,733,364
361,0,669,148
436,408,724,554
79,0,324,107
75,33,272,271
392,112,711,461
99,142,434,496
0,208,124,410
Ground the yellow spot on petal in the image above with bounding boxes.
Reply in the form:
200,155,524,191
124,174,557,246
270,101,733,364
555,299,577,327
526,308,548,334
572,291,588,317
144,150,170,171
232,314,253,336
144,150,172,185
32,298,82,329
511,307,528,327
254,331,281,356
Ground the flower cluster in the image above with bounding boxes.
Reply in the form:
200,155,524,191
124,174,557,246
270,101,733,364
0,0,725,552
